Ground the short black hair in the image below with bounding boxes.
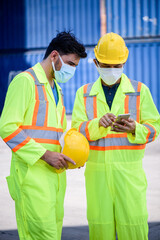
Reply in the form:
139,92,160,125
43,31,87,59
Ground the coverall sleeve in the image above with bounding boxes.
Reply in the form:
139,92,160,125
72,86,109,141
128,84,160,144
0,74,46,166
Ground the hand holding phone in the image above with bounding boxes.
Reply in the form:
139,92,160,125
115,113,130,125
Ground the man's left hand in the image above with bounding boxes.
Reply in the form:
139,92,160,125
111,118,136,134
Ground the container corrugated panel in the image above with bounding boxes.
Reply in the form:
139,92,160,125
0,43,160,115
0,0,26,49
106,0,160,37
0,0,100,50
25,0,100,47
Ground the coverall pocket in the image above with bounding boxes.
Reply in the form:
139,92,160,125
6,175,17,201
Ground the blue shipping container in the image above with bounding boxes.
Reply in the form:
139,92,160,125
106,0,160,38
0,0,100,50
0,42,160,114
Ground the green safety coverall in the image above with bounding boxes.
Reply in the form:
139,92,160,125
0,63,67,240
72,73,160,240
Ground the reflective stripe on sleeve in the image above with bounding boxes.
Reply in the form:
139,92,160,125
3,129,31,152
143,123,156,143
79,121,92,141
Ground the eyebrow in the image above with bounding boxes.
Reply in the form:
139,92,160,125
68,61,78,67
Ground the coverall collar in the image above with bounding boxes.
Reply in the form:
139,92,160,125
89,73,135,97
89,73,137,114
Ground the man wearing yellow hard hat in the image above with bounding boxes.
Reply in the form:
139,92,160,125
72,32,160,239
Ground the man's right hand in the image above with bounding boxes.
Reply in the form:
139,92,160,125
99,113,116,128
41,150,76,170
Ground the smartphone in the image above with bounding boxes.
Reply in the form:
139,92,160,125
115,113,130,124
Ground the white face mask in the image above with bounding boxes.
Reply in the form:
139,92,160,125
96,65,123,85
52,55,76,83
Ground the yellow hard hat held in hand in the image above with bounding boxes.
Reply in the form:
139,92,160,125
56,128,90,173
94,32,129,64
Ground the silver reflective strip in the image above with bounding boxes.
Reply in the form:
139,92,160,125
26,68,41,86
6,131,27,150
86,97,94,120
23,129,63,140
86,82,94,94
85,83,95,120
125,80,140,120
25,68,47,126
89,137,140,147
36,101,47,126
127,94,137,120
130,79,138,92
79,122,87,138
143,124,156,143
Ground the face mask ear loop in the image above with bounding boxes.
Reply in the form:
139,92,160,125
58,54,64,65
95,59,100,68
52,60,56,72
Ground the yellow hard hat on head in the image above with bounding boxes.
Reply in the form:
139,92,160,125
56,128,90,173
94,32,129,64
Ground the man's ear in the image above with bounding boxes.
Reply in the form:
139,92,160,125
50,50,59,63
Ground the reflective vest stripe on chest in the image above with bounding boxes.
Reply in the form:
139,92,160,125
79,80,146,150
3,68,64,152
124,79,142,123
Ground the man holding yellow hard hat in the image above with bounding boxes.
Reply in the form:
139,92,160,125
72,32,160,240
0,32,87,240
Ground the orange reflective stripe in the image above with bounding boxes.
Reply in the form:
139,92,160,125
90,144,146,151
146,123,156,141
32,85,39,126
61,106,65,126
146,127,151,143
20,125,63,132
42,85,48,127
145,123,156,143
103,133,127,139
33,138,60,145
124,95,129,114
78,122,84,132
12,136,31,152
25,69,39,126
25,71,35,82
85,120,91,141
93,96,97,118
3,128,22,143
136,82,142,122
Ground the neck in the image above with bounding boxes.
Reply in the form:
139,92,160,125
40,60,55,88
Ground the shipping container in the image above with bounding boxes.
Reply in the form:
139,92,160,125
0,42,160,114
106,0,160,38
0,0,100,50
0,0,160,115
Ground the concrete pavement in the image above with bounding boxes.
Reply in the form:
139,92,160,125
0,116,160,239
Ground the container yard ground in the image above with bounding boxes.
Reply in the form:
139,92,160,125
0,116,160,240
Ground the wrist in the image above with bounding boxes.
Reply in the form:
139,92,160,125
41,150,48,161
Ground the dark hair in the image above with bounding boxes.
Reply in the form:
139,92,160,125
43,31,87,59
